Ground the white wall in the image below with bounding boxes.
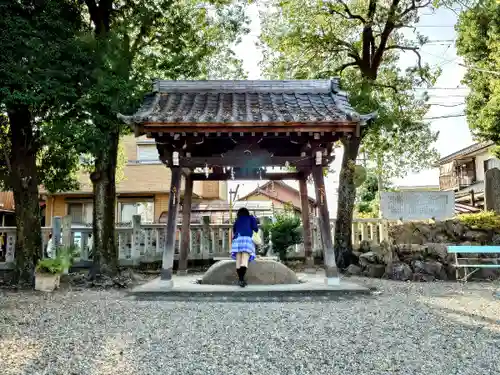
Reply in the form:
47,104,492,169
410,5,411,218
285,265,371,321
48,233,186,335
474,150,493,181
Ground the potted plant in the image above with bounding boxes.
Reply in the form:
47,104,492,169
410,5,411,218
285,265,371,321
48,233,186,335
58,245,80,275
35,257,64,292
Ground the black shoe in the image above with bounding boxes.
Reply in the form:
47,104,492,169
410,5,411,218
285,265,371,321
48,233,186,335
238,280,247,288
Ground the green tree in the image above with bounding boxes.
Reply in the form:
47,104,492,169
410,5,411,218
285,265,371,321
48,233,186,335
269,212,303,261
260,0,439,268
455,0,500,150
0,1,91,283
71,0,248,277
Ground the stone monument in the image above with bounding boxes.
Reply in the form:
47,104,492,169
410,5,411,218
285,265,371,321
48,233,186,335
485,167,500,214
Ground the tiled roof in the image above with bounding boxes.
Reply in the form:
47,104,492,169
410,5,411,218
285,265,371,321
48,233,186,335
455,203,481,214
238,181,316,204
437,141,494,165
119,79,376,125
455,181,484,198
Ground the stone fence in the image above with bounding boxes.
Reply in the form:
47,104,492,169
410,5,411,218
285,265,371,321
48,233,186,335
0,217,389,269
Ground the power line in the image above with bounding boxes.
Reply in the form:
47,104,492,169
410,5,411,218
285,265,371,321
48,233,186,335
423,113,465,120
428,103,465,107
415,87,469,90
427,94,467,98
415,25,456,28
458,63,500,76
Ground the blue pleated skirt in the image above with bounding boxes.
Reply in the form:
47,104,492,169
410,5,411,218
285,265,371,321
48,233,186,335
230,235,256,262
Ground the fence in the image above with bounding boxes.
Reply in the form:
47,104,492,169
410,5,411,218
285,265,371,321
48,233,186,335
0,217,389,269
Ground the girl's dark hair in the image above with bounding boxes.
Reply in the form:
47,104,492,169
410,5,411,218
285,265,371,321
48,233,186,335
237,207,250,218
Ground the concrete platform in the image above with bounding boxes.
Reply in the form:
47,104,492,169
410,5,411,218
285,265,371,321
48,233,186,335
129,274,373,302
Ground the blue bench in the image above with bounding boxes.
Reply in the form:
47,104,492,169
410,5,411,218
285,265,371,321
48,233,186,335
447,246,500,282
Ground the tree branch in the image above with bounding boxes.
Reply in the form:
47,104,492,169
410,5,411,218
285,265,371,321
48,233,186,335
335,61,359,75
327,1,366,23
361,0,377,73
385,45,423,70
370,0,401,77
399,0,433,21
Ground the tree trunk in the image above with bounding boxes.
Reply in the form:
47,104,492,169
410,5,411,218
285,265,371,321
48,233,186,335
8,107,42,285
334,135,362,269
89,130,119,278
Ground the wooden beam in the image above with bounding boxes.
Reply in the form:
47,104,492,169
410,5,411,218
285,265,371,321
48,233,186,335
299,178,313,267
161,167,181,283
178,174,193,275
176,156,329,168
312,165,339,284
191,172,302,181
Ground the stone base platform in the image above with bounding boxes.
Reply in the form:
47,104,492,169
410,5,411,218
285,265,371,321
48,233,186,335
129,274,372,302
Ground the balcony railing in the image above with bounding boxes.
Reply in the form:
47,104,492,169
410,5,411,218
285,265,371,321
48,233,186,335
439,175,475,190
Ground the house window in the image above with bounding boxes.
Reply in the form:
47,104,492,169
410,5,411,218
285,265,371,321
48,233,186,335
67,202,93,225
484,158,500,173
137,145,160,164
119,201,154,224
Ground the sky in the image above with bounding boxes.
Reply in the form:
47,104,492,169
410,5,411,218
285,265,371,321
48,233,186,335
229,4,473,216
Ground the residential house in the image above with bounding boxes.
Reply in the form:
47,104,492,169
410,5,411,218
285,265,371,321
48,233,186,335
437,141,499,209
40,134,227,226
395,185,439,192
237,181,317,216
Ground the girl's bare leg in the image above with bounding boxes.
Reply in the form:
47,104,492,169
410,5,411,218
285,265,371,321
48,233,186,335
236,252,242,268
240,252,250,268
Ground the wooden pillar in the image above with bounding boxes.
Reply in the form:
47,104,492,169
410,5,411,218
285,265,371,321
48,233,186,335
299,177,313,267
161,167,181,283
312,165,339,285
178,173,193,275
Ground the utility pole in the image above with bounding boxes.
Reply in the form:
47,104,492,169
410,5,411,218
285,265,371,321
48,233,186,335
229,184,240,223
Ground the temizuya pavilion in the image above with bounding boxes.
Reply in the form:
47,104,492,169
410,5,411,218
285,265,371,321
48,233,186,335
119,79,376,286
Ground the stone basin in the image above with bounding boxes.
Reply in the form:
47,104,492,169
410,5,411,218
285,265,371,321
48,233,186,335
201,259,300,285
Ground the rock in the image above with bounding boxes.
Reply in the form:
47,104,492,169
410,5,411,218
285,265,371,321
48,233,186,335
492,234,500,245
425,243,448,261
388,262,413,281
363,264,386,278
345,264,362,276
373,241,399,265
463,230,490,243
413,273,435,282
359,251,378,267
201,259,299,285
412,260,447,280
359,240,371,253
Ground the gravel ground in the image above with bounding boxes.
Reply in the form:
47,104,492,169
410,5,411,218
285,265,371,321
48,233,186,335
1,277,500,375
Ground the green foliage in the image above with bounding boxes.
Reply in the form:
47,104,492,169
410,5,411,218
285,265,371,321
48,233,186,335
0,0,92,192
36,257,65,275
457,211,500,230
353,165,367,187
259,0,440,181
354,168,394,218
455,0,500,145
62,0,250,160
36,244,79,274
0,115,81,192
269,213,303,261
258,216,273,256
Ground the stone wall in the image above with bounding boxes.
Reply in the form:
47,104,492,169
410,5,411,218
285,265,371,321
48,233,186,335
346,219,500,281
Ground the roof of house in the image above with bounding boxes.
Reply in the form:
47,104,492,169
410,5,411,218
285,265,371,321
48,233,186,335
119,79,377,126
238,181,316,208
191,200,274,212
455,181,485,198
455,203,481,214
437,141,494,165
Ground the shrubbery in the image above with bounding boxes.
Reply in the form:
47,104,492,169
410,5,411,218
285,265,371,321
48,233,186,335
457,211,500,231
268,213,303,261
